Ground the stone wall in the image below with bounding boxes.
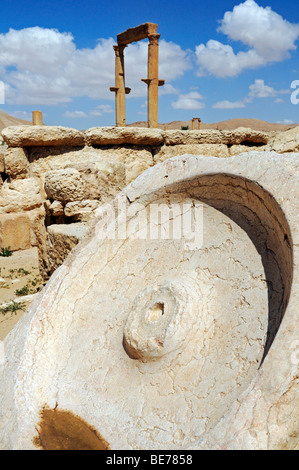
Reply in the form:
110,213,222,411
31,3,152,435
1,124,299,278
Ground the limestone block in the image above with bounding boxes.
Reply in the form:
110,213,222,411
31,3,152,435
229,144,266,156
0,151,297,450
85,126,165,146
27,207,47,249
219,127,270,145
164,128,270,146
0,212,31,250
269,127,299,153
164,129,222,145
1,126,85,147
28,147,86,179
92,146,153,184
0,147,5,173
0,177,44,214
154,144,229,163
70,159,126,201
43,223,89,277
4,147,30,179
49,201,64,217
64,200,100,220
44,168,86,204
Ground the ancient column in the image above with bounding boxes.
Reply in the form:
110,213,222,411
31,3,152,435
142,34,164,128
192,118,201,130
32,111,43,125
110,45,131,127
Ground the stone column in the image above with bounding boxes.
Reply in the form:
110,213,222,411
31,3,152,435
32,111,43,125
110,45,131,127
142,34,164,128
192,118,201,130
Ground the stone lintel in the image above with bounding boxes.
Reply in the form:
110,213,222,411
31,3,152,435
117,22,158,45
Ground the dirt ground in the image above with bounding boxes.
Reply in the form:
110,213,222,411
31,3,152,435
0,247,44,341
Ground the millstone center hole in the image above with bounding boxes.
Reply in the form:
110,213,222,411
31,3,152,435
146,302,165,323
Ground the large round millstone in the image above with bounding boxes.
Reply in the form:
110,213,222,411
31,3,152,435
0,151,297,450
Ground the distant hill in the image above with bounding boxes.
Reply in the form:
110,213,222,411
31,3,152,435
128,118,299,132
0,110,31,132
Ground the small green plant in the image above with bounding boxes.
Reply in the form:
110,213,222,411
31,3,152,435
0,247,13,257
0,300,25,315
181,126,189,131
15,286,29,296
17,268,30,276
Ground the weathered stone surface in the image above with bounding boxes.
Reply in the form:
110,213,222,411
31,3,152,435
154,143,229,163
64,200,100,220
163,127,270,146
0,151,297,450
0,213,31,250
43,223,89,278
0,147,5,173
219,127,271,145
28,146,86,179
228,144,265,156
164,129,222,145
27,207,47,249
269,127,299,153
92,146,153,184
0,178,44,214
70,159,126,201
1,126,85,147
4,147,30,179
85,126,165,146
44,168,86,204
49,201,64,217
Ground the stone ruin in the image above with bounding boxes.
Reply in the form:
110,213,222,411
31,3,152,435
0,115,298,449
1,123,299,282
110,23,165,128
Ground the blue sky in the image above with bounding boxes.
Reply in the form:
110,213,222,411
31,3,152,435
0,0,299,128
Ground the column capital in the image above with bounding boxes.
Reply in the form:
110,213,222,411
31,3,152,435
148,33,161,45
113,44,127,56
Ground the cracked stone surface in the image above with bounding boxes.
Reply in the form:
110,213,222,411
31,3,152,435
0,151,298,450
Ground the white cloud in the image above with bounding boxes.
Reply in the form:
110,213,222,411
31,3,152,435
64,110,88,118
248,79,277,98
276,119,295,125
196,40,263,77
196,0,299,77
213,79,288,108
213,100,246,109
9,110,32,121
0,27,190,105
90,104,114,116
219,0,299,62
171,91,205,110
